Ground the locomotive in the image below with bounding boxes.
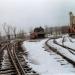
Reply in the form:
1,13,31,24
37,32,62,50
30,27,45,39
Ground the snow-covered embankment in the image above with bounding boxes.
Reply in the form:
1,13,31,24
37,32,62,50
22,39,75,75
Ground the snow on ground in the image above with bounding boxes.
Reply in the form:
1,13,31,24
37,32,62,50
56,36,75,50
22,39,75,75
70,38,75,42
48,39,75,63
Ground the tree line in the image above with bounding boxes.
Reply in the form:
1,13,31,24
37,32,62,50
0,23,27,41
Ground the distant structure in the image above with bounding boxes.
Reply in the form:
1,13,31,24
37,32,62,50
69,12,75,26
30,26,45,39
69,12,75,36
44,26,69,35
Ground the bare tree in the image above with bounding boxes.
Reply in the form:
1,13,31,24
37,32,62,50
12,26,17,39
0,32,2,41
3,23,12,40
17,29,25,39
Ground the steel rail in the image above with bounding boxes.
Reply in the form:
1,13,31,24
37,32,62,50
54,39,75,52
45,38,75,65
7,44,21,75
13,43,26,75
0,44,7,53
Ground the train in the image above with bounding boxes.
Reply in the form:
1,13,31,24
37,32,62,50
30,27,45,39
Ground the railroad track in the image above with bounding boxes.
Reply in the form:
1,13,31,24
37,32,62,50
0,44,7,72
0,43,19,75
53,39,75,64
54,39,75,55
0,40,39,75
0,41,30,75
45,38,75,66
14,41,39,75
2,37,75,75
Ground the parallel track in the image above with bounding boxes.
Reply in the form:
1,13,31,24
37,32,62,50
0,42,27,75
0,43,17,75
54,39,75,54
0,40,39,75
45,38,75,66
14,41,39,75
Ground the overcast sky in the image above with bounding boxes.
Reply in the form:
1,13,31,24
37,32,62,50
0,0,75,33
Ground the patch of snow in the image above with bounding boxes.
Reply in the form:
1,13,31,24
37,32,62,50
71,38,75,42
22,39,75,75
48,39,75,63
56,36,75,50
55,38,63,45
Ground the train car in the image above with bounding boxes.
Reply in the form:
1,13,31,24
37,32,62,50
30,27,45,39
30,32,38,39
